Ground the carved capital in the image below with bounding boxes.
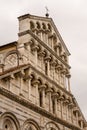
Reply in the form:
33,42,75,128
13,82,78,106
39,85,46,91
55,64,62,70
52,92,59,99
38,51,46,57
66,73,71,78
32,79,40,86
44,56,51,62
31,45,39,51
46,88,53,93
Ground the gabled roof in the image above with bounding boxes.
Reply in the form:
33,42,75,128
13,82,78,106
18,14,70,56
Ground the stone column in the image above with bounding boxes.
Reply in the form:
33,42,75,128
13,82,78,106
52,92,58,116
59,96,65,119
66,73,71,93
54,44,60,56
61,69,67,88
32,79,40,105
76,111,79,125
68,102,74,123
46,88,53,113
51,61,56,80
39,85,46,108
32,44,39,66
4,76,11,90
80,120,83,129
56,64,62,84
73,107,79,125
44,56,51,76
28,75,33,100
19,70,25,96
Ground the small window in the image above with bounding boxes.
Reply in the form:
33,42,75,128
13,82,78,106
39,91,43,107
48,23,52,31
30,21,35,30
36,22,41,29
42,23,46,30
45,62,48,75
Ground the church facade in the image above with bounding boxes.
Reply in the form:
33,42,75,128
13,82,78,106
0,14,86,130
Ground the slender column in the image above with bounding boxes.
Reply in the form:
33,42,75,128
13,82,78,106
76,111,79,125
51,61,56,80
32,79,39,105
28,75,33,100
52,92,58,115
4,76,10,90
39,85,46,108
59,96,65,119
19,70,25,96
32,44,39,66
66,73,71,92
44,56,51,76
56,64,62,84
80,120,83,129
54,44,60,56
73,107,79,125
46,88,53,113
61,69,67,88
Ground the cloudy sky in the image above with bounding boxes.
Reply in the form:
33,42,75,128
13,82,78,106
0,0,87,119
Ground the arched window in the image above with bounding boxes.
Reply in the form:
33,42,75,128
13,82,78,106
39,91,43,107
45,62,48,75
30,21,35,30
3,119,14,130
42,23,46,30
23,119,40,130
48,23,52,31
36,22,41,29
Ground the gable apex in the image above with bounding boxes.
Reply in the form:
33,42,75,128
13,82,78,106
18,13,70,56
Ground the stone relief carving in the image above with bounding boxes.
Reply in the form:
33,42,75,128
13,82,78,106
4,53,18,70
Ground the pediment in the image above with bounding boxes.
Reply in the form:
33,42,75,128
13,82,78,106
48,18,70,56
18,14,70,56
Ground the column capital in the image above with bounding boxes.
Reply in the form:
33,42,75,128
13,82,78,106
66,73,71,78
23,75,33,81
61,68,66,74
54,44,61,49
50,60,57,67
31,45,39,51
68,102,75,108
46,88,53,93
38,51,46,57
39,84,46,90
44,56,51,62
32,79,40,86
55,64,62,70
52,92,58,99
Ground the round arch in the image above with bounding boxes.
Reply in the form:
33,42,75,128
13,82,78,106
22,119,41,130
45,121,60,130
0,112,20,130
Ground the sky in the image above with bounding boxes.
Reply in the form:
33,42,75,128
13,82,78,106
0,0,87,119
